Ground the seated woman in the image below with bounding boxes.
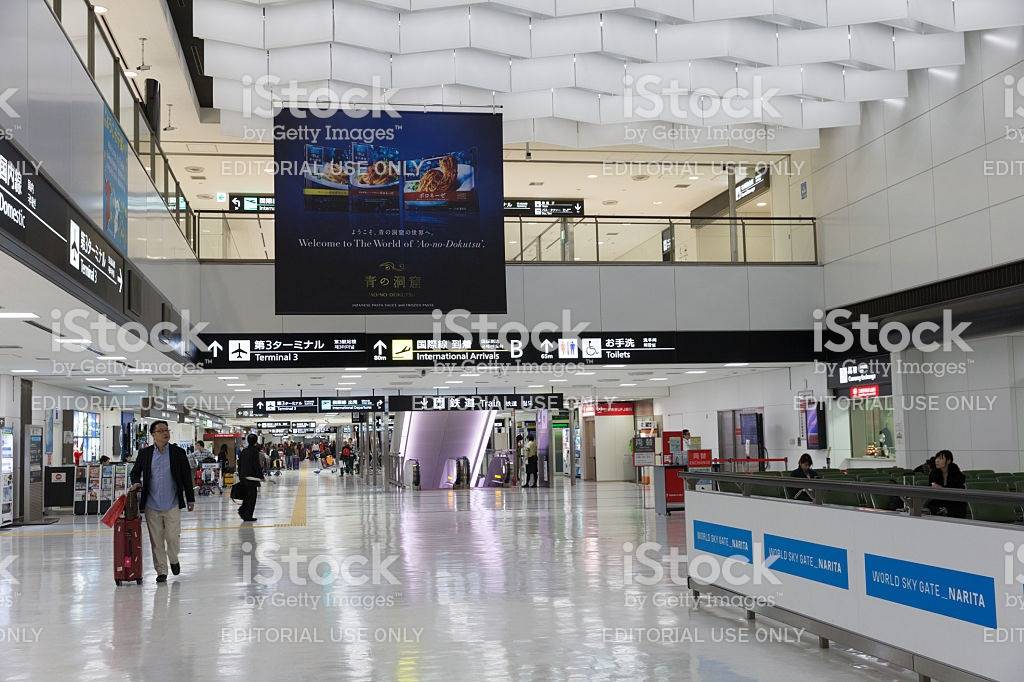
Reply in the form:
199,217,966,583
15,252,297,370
788,453,819,501
927,450,967,518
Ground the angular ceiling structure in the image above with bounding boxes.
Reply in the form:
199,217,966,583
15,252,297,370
193,0,1024,152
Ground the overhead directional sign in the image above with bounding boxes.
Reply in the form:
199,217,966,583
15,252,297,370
318,396,384,413
195,331,816,369
253,397,320,415
503,198,585,217
236,407,266,418
256,421,293,430
195,334,366,369
0,139,125,310
229,193,275,214
388,394,564,412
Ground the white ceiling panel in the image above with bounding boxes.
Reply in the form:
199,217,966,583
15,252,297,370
335,1,401,53
532,14,603,57
468,5,532,57
193,0,1024,152
401,6,471,53
601,12,657,62
265,0,334,49
330,43,394,87
194,0,265,49
269,44,332,83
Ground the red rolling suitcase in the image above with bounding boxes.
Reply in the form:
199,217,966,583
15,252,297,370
114,491,144,586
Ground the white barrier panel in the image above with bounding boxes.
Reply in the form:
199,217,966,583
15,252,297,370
685,491,1024,681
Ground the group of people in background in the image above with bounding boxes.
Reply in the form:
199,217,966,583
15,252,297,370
788,449,967,517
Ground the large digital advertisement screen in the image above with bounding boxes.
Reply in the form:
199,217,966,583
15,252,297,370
274,109,506,315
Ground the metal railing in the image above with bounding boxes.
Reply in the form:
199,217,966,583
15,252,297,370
46,0,197,255
193,211,818,265
683,471,1024,521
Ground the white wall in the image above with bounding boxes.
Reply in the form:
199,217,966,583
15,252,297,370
141,261,825,333
654,364,828,470
594,414,634,481
895,334,1024,473
793,26,1024,308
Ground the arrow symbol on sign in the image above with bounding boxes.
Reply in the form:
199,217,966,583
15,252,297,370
255,401,264,410
376,399,384,409
117,269,123,293
574,203,582,212
541,339,555,353
208,341,223,358
374,340,387,354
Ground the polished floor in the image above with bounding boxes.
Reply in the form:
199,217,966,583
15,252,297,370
0,467,914,681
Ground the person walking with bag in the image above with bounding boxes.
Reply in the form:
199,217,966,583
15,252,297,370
128,421,195,584
236,434,265,523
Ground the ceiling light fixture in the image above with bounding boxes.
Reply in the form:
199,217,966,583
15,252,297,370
226,383,246,387
11,369,38,374
341,375,362,379
345,368,368,372
620,383,637,387
234,389,252,393
650,377,668,381
445,380,463,384
725,362,749,367
85,377,108,382
163,104,177,133
136,37,151,72
549,379,567,383
109,385,129,388
0,312,39,319
756,202,768,207
338,382,357,386
54,337,91,344
125,390,146,394
686,370,707,375
93,5,108,14
528,385,544,389
97,355,127,361
127,368,152,373
587,174,598,179
218,376,239,380
603,364,626,369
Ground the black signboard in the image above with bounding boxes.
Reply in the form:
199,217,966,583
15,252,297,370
503,198,585,217
253,397,319,415
825,354,893,391
195,334,366,369
274,109,506,315
256,421,292,430
236,407,267,418
196,330,817,369
318,396,384,413
388,394,563,412
229,193,275,213
0,139,125,311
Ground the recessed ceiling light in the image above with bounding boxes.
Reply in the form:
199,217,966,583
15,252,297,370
756,202,768,207
604,364,626,369
650,377,668,381
0,312,38,319
124,70,137,79
587,174,598,179
653,201,663,205
337,387,352,391
445,380,463,384
528,385,544,389
725,362,750,367
620,383,637,387
345,368,368,371
218,376,239,380
54,337,91,344
576,371,595,376
125,390,147,394
686,370,707,375
234,389,252,392
461,373,480,378
508,241,518,245
127,368,152,373
549,379,567,383
341,375,362,379
93,5,108,14
226,383,246,387
97,355,126,361
11,369,38,374
338,382,357,386
109,385,129,388
85,377,108,382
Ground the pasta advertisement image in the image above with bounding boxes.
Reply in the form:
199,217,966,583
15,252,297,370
274,109,505,315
